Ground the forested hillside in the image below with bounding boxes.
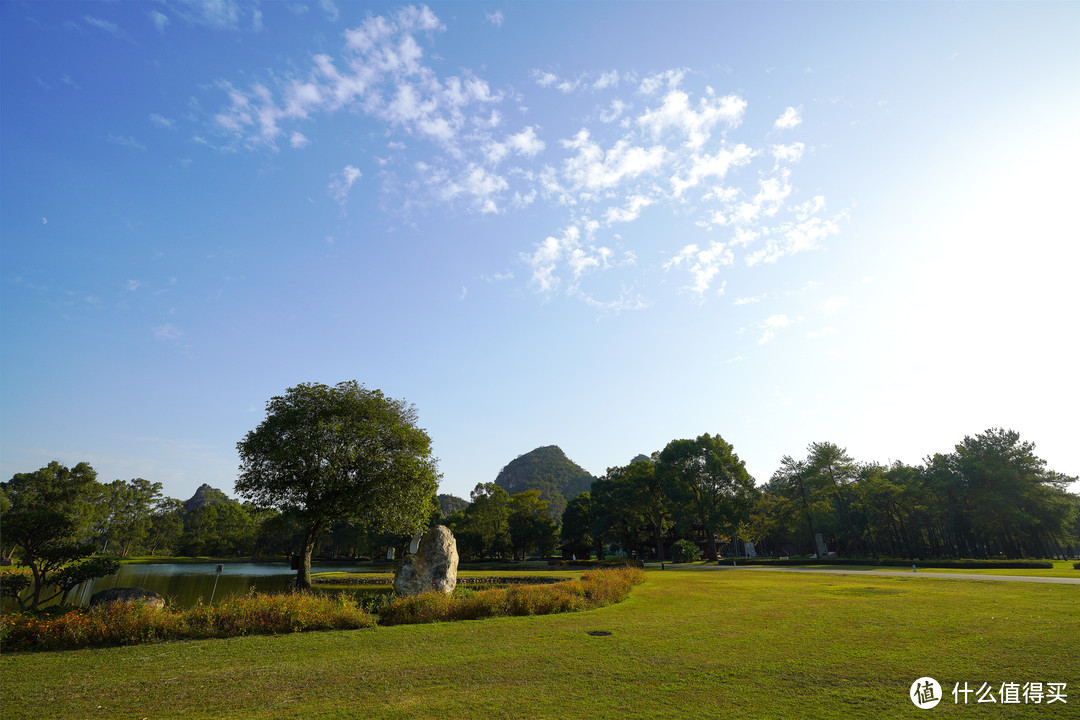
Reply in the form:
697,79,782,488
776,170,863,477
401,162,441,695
494,446,595,519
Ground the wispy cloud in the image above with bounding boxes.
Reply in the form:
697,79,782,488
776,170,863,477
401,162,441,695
328,165,362,205
84,15,127,39
733,293,768,306
774,106,802,130
485,10,504,27
758,314,792,344
149,113,176,129
153,323,183,341
199,5,843,313
320,0,340,22
107,134,146,150
664,241,734,298
150,10,169,33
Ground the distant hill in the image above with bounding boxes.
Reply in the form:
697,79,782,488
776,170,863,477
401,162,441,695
183,484,235,513
629,454,652,465
494,446,596,520
438,493,469,517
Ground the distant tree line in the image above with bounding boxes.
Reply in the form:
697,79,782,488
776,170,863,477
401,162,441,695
758,429,1078,560
4,427,1077,605
567,428,1078,562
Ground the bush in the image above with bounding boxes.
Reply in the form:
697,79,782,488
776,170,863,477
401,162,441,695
1073,562,1080,570
671,539,701,564
378,567,645,626
597,557,645,569
0,590,374,652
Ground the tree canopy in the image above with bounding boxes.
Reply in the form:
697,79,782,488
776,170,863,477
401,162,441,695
657,434,757,561
0,462,120,610
236,381,439,588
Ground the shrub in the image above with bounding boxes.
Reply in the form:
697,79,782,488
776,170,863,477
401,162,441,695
378,588,507,625
378,568,645,626
671,539,701,563
0,590,374,652
597,557,645,569
1073,562,1080,570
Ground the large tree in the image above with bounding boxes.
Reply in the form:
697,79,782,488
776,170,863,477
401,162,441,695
236,381,440,588
657,434,757,561
508,490,558,560
560,491,593,559
466,482,511,559
1,462,119,610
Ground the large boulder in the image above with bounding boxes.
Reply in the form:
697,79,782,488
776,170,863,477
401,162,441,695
393,525,459,597
89,586,165,609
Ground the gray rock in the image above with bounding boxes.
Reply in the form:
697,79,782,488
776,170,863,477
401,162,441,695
393,525,459,597
89,586,165,609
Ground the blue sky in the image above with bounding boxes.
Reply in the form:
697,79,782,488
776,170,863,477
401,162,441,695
3,1,1078,502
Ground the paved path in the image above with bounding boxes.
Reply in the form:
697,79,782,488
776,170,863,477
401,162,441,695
645,563,1080,585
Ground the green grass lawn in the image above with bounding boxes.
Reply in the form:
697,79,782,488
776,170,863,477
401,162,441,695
2,569,1076,719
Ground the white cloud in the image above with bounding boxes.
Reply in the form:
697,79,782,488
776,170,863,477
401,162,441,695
328,165,362,205
150,10,169,32
561,130,666,193
758,314,792,344
670,143,753,197
149,113,175,129
437,164,509,214
746,211,842,266
599,99,627,124
320,0,340,22
84,15,125,38
533,70,558,88
199,10,844,312
524,224,614,294
196,0,245,29
153,323,183,341
638,69,686,95
733,293,767,306
774,106,802,129
771,142,805,164
664,240,735,297
485,10,504,27
638,89,746,149
107,134,146,150
604,194,654,224
593,70,619,90
506,126,545,157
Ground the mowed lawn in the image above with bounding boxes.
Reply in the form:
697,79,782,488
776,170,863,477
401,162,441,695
2,569,1077,719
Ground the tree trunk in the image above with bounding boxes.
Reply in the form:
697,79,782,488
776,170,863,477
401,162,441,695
297,521,323,590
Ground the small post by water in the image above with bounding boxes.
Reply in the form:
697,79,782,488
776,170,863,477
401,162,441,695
209,564,224,605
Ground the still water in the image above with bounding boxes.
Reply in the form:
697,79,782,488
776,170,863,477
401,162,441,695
63,561,382,608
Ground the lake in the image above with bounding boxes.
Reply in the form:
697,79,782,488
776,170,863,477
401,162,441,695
59,561,385,608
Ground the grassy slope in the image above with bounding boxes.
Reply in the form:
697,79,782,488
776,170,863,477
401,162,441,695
2,570,1077,719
